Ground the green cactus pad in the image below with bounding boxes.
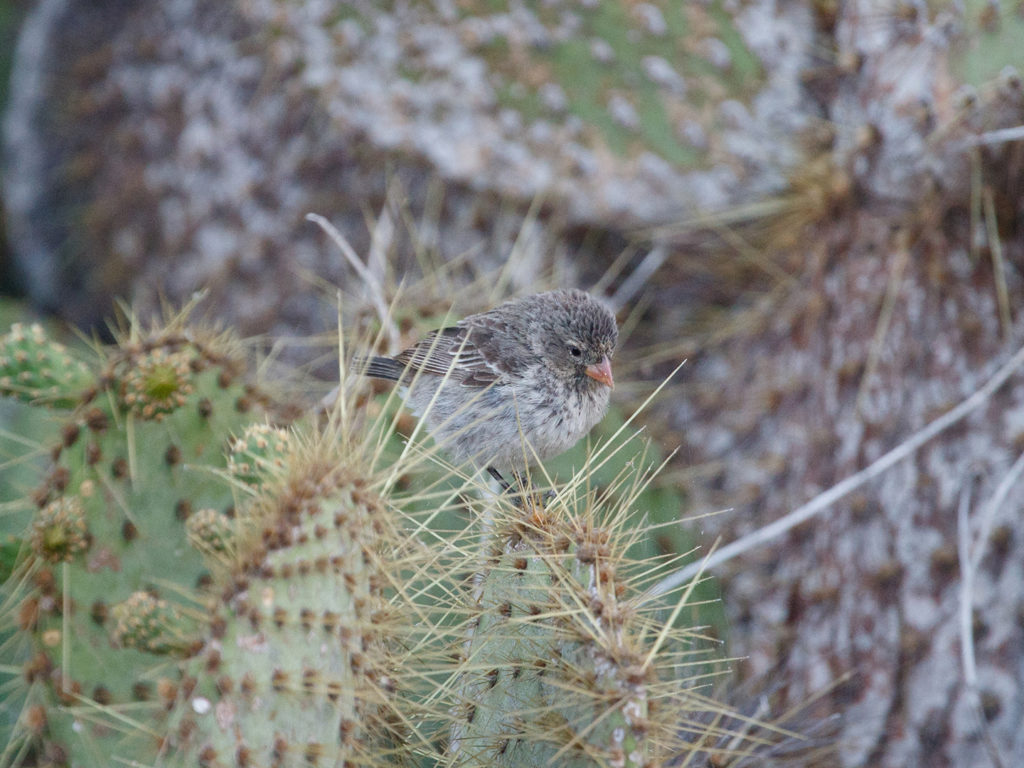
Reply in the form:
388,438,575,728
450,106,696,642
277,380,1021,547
954,0,1024,86
449,495,721,768
166,450,411,767
1,312,833,767
8,326,294,766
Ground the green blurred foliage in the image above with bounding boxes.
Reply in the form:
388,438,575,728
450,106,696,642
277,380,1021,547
954,0,1024,86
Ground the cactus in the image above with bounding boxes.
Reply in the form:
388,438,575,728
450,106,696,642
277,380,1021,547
953,0,1024,86
0,315,299,765
0,312,836,767
163,434,414,767
0,323,92,407
444,487,725,768
226,422,294,487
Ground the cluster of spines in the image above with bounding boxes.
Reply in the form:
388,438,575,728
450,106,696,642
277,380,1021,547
186,508,235,554
118,345,197,419
29,496,89,563
227,422,293,486
110,590,196,655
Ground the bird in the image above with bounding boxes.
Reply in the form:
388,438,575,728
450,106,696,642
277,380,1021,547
356,289,618,491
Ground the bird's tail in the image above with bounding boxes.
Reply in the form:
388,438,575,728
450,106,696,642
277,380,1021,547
352,356,405,382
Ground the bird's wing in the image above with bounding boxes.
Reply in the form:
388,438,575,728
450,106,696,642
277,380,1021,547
394,315,527,387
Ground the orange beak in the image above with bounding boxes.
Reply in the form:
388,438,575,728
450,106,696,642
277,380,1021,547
585,356,614,389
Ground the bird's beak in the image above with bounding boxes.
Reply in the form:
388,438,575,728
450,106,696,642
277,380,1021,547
585,356,614,389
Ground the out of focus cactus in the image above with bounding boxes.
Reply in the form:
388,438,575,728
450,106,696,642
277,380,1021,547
1,0,786,338
0,323,92,407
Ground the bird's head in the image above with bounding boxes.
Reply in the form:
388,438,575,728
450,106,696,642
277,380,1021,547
535,290,618,390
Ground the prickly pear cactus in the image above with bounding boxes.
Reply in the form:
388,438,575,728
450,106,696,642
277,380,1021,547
1,312,838,767
163,438,413,767
447,492,724,768
1,317,298,765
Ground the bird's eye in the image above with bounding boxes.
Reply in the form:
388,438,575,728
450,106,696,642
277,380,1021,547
569,345,583,358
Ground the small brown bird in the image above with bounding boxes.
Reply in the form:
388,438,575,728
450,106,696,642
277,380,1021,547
358,289,618,489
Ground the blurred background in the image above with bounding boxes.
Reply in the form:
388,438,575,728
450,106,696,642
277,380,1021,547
2,1,1024,765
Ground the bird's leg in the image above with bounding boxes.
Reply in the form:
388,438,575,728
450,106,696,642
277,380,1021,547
512,469,551,511
487,466,512,493
511,469,527,500
513,469,534,493
487,467,531,509
487,467,551,511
